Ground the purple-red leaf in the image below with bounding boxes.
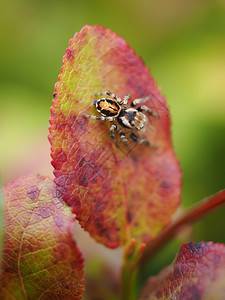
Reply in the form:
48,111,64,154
49,25,181,248
139,241,225,299
0,175,84,299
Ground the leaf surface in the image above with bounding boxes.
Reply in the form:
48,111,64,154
49,25,181,248
0,175,84,300
139,241,225,300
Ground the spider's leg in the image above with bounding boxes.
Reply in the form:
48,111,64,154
131,96,150,107
94,91,116,99
94,91,122,104
83,113,116,121
109,124,119,146
119,131,130,148
94,91,112,97
137,105,159,118
130,132,150,146
122,94,130,109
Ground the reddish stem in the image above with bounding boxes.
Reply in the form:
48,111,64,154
136,189,225,268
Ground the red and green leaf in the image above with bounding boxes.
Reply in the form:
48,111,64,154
139,241,225,299
49,25,181,248
0,175,84,300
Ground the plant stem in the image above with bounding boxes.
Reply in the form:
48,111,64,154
121,259,138,300
136,189,225,269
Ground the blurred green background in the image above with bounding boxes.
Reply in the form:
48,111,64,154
0,0,225,294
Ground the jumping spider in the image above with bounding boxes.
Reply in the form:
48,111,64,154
83,91,158,149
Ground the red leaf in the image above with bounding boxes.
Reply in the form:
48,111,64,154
49,25,181,248
0,175,84,299
139,241,225,299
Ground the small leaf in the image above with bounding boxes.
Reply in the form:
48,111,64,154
49,25,181,248
139,241,225,299
0,175,84,299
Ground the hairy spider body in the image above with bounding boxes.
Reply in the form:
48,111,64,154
83,91,158,149
117,108,147,130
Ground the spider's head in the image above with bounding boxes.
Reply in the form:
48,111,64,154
118,108,147,130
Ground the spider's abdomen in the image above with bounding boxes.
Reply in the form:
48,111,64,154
95,98,121,117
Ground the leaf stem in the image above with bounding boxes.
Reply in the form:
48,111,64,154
136,189,225,269
121,258,138,300
121,239,143,300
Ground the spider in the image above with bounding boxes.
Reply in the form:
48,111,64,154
83,91,158,149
